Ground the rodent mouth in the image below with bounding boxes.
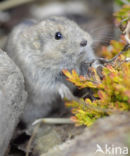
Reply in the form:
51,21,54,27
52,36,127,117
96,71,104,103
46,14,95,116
77,50,86,63
79,49,86,56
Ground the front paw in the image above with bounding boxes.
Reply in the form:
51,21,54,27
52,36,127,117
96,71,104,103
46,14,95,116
58,84,75,100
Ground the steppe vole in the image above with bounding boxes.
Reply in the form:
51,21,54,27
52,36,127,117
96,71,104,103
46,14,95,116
6,16,99,124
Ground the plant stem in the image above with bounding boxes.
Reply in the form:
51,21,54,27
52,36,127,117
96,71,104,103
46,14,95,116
32,118,74,125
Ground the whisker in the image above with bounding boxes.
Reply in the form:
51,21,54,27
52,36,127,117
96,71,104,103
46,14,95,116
82,19,113,47
93,41,109,44
94,36,113,39
93,38,112,42
89,25,113,34
91,32,113,37
93,33,113,37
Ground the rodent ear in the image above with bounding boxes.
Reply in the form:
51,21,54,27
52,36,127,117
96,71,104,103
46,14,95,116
23,19,37,26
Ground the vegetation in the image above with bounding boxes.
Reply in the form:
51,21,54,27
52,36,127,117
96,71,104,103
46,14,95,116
63,3,130,127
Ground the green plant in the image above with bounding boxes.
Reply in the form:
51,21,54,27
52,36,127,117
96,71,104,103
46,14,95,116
63,56,130,126
114,4,130,26
63,4,130,126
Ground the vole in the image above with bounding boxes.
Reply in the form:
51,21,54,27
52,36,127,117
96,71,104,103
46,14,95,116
6,16,99,125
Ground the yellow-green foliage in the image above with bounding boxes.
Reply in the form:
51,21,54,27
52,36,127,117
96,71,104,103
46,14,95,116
114,4,130,25
101,36,129,59
62,4,130,127
115,0,130,6
63,58,130,126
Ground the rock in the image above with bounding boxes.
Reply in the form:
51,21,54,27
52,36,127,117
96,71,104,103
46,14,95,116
41,112,130,156
26,124,84,155
0,49,27,156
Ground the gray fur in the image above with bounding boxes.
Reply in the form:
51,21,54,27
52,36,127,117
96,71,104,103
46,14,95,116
6,16,98,125
0,49,27,156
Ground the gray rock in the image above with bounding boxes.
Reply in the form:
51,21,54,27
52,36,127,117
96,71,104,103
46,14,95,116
41,112,130,156
0,49,27,156
30,124,84,155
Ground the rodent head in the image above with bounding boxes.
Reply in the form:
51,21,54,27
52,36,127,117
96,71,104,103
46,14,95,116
20,16,93,71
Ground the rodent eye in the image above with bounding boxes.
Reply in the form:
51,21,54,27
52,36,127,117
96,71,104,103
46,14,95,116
55,32,63,40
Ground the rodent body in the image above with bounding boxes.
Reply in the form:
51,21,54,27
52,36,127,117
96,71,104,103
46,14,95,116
6,16,98,125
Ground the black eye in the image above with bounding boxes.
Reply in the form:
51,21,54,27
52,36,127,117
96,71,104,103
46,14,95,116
55,32,63,40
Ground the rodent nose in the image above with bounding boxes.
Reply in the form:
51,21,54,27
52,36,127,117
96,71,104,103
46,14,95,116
80,40,87,47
